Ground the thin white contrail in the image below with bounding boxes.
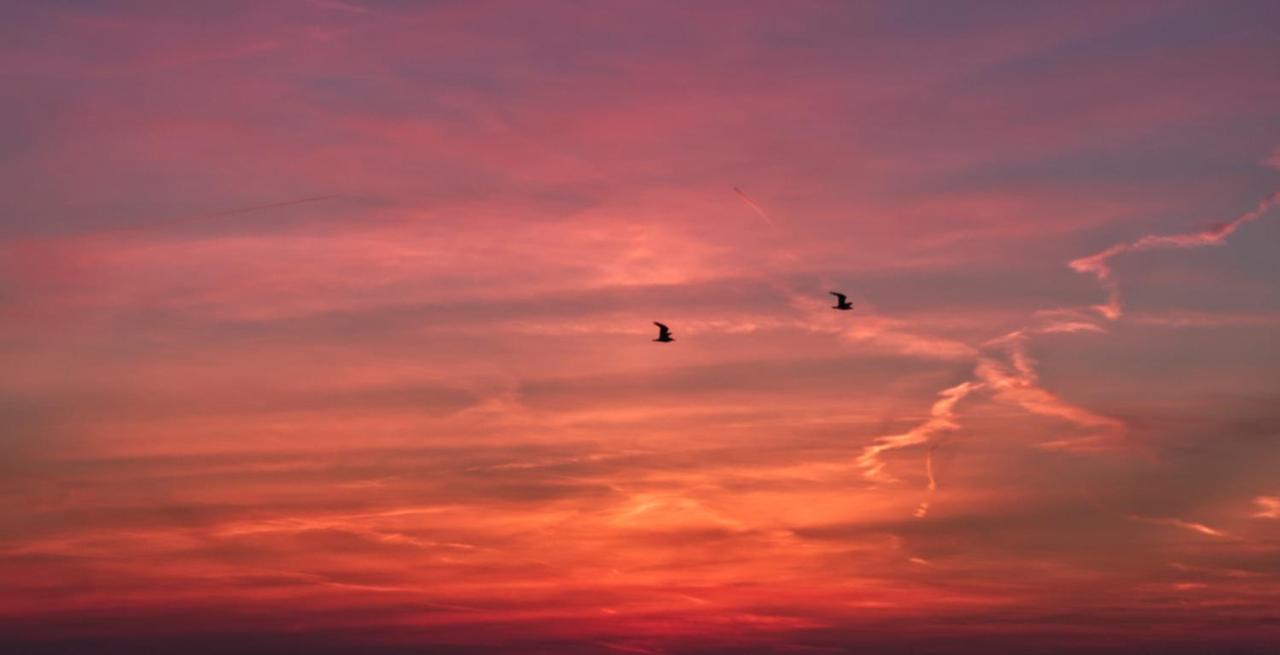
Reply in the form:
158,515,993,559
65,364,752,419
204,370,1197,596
72,194,341,239
741,164,1277,521
914,443,941,518
1069,191,1280,319
733,186,775,226
857,381,979,482
976,329,1126,452
865,187,1280,516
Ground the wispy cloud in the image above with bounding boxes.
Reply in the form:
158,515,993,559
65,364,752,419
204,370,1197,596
913,443,941,519
1130,515,1232,539
858,381,979,481
976,331,1125,452
1068,191,1280,319
3,2,1279,652
1252,496,1280,519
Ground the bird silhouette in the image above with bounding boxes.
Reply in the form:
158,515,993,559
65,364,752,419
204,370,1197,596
829,292,854,311
653,322,674,342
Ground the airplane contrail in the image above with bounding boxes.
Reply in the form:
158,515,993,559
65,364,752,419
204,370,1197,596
897,188,1279,515
857,381,978,481
976,330,1125,452
195,194,340,219
1069,191,1280,319
914,443,941,518
733,186,775,226
749,159,1274,521
925,443,938,493
60,194,342,240
143,194,340,231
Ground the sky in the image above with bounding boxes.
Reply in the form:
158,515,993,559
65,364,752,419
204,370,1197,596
2,1,1280,653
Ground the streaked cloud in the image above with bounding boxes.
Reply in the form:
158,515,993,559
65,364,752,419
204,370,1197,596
2,1,1279,653
1130,515,1232,539
1252,496,1280,519
1068,190,1280,319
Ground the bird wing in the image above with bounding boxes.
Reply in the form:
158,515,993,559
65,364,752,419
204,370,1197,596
829,292,847,303
654,322,670,335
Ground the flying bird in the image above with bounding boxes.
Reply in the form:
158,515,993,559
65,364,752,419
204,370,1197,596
653,322,674,343
829,292,854,311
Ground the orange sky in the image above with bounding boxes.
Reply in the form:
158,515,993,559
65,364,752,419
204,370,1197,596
2,1,1280,653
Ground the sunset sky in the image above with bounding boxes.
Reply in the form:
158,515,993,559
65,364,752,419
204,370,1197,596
3,1,1280,653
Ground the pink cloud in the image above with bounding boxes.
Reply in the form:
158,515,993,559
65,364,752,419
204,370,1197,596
1130,515,1232,539
857,381,979,481
3,3,1280,652
976,332,1126,452
1068,191,1280,319
1265,146,1280,171
1252,496,1280,519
